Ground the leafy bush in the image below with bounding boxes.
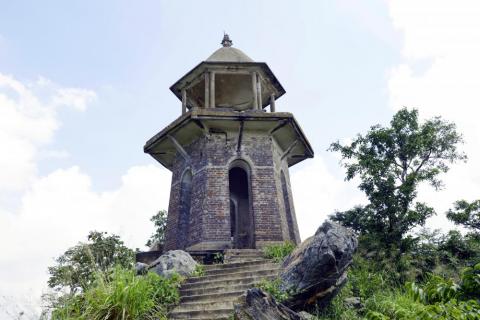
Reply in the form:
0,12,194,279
257,279,290,302
145,210,167,248
191,264,205,277
263,241,296,263
48,231,134,294
50,267,183,320
314,255,480,320
365,266,480,320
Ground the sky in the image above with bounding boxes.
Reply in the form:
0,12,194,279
1,0,480,318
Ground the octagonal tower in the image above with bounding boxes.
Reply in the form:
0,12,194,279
144,35,313,251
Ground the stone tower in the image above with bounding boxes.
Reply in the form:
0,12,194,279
144,35,313,251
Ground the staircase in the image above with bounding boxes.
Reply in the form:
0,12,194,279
168,249,279,320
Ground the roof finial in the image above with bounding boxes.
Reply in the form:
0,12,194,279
221,32,233,47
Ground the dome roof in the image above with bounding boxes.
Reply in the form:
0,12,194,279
206,34,254,63
206,46,254,63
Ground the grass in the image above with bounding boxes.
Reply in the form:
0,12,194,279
263,241,296,263
50,267,183,320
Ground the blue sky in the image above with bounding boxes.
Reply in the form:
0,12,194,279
1,0,480,317
0,0,398,190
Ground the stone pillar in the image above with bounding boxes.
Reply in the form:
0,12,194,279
210,72,215,108
251,72,258,110
205,72,210,108
181,89,187,114
270,94,276,112
256,74,262,110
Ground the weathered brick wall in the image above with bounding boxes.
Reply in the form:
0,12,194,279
163,127,301,251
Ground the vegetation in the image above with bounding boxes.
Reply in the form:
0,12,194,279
312,108,479,319
263,241,296,263
49,267,183,320
145,209,168,248
329,108,466,250
257,278,291,303
44,230,183,319
47,231,134,293
314,257,480,320
213,252,224,264
447,200,480,233
191,264,205,277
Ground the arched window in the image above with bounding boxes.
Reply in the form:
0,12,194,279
281,171,296,242
177,170,192,249
229,160,253,249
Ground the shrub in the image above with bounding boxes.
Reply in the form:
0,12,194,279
191,264,205,277
257,279,290,302
263,241,296,263
50,267,183,320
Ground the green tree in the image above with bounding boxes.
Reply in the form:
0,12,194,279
447,200,480,233
329,108,466,249
47,231,134,293
145,210,167,248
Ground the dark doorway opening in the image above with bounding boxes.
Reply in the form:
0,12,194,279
229,165,253,249
177,170,192,249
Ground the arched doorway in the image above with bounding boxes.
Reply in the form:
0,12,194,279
177,170,192,249
229,162,253,248
281,171,296,242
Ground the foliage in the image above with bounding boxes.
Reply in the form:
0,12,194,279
447,200,480,233
191,264,205,277
47,231,134,293
329,108,466,248
263,241,296,263
313,254,480,320
213,252,224,264
145,210,168,248
257,279,290,303
50,267,183,320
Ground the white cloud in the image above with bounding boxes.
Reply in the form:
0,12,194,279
0,73,96,194
0,165,170,298
0,73,170,318
292,157,365,239
388,0,480,230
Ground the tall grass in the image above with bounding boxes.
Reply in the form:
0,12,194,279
51,267,183,320
314,258,480,320
263,241,296,263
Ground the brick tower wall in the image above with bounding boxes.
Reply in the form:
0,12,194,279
164,129,301,251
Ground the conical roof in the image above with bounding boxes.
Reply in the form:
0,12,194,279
206,33,254,63
206,47,254,63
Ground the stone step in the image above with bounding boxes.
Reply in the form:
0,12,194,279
171,300,235,313
225,249,263,254
181,274,277,291
203,263,279,277
180,281,256,296
204,259,273,271
185,267,279,284
181,289,245,304
224,252,264,258
224,258,267,264
168,306,233,319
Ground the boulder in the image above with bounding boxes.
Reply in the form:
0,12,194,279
298,311,316,320
234,288,303,320
135,262,149,275
279,221,358,311
150,250,197,278
344,297,363,309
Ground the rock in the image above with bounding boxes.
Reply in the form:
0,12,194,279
298,311,316,320
234,288,303,320
135,262,149,275
344,297,362,309
151,250,197,278
279,220,358,311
